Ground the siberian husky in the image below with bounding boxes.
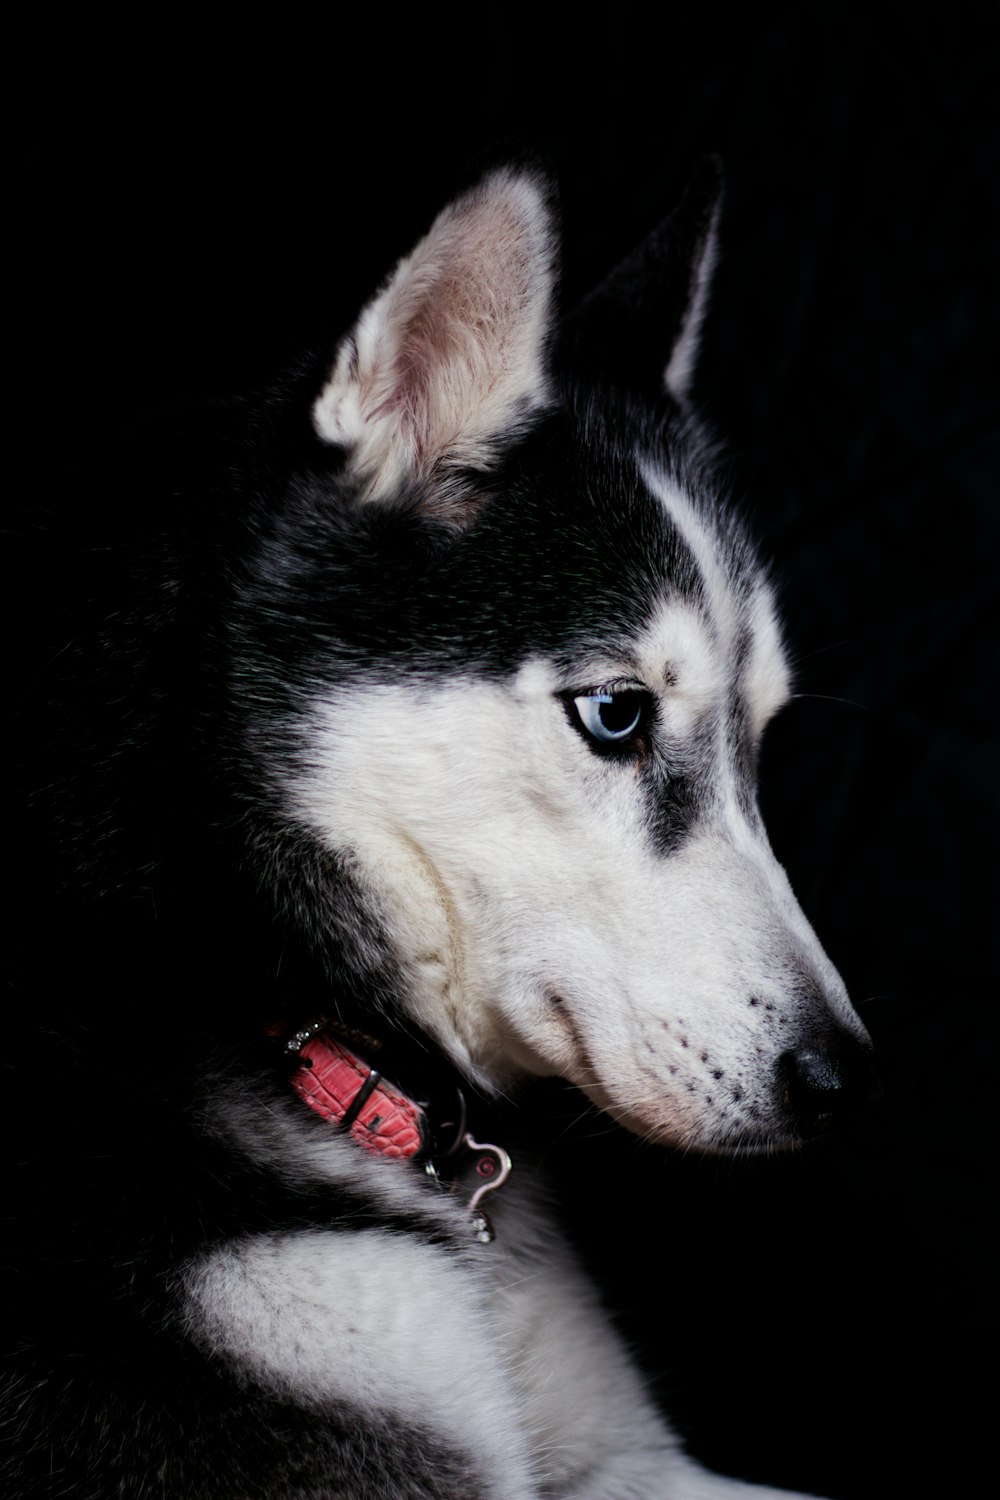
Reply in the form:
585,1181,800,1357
5,164,877,1499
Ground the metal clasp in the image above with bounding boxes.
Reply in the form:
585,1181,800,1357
424,1088,512,1242
464,1135,513,1243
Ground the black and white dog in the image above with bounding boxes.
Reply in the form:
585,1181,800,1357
6,165,876,1498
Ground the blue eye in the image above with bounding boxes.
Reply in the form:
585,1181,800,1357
572,688,645,745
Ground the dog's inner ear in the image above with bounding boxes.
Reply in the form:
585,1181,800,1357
313,170,555,520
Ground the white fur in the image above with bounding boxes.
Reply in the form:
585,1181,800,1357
634,597,727,725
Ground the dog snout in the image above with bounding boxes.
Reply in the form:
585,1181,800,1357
778,1033,881,1138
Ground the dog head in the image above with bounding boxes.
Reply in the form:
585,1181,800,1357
235,167,875,1153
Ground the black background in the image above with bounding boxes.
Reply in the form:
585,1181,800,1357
17,5,997,1497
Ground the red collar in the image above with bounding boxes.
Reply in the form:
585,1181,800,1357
285,1019,428,1160
277,1016,512,1241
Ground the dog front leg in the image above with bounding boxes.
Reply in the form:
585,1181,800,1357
185,1227,542,1500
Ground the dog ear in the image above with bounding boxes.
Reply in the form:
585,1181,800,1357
561,157,722,409
312,170,556,517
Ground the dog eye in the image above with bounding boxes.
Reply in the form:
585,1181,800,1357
571,689,646,745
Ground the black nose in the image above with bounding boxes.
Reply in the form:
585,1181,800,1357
779,1036,880,1137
